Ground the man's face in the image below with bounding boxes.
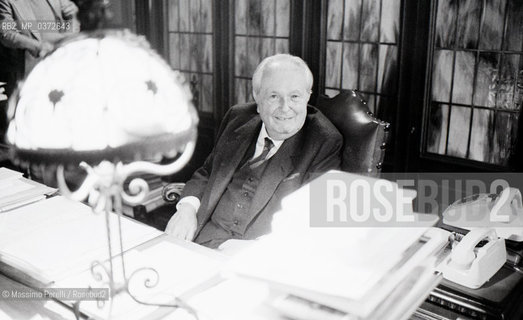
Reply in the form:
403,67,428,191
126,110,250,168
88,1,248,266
255,64,310,140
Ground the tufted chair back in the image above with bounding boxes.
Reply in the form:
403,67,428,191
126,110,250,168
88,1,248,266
315,90,390,176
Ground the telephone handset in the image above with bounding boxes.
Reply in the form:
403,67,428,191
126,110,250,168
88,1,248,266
442,187,523,241
439,228,506,289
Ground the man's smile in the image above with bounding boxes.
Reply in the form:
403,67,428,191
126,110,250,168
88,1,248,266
274,115,295,121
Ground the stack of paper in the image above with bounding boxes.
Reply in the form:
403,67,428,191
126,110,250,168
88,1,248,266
226,172,449,320
0,167,56,212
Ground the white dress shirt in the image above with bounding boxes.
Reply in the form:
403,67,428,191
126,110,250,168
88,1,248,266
177,123,285,212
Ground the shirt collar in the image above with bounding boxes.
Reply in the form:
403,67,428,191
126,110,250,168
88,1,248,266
259,123,285,148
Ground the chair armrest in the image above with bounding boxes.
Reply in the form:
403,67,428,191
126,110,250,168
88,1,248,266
162,182,185,204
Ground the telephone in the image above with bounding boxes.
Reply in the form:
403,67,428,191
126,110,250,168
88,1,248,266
439,228,506,289
442,187,523,241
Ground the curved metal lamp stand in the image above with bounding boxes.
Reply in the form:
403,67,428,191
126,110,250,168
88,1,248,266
56,141,199,319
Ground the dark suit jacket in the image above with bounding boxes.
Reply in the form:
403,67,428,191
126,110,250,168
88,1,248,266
0,0,79,75
183,102,343,239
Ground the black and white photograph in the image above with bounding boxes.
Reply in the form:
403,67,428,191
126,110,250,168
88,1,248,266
0,0,522,319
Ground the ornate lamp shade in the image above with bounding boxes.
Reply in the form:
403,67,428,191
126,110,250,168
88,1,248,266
6,30,198,167
4,30,200,314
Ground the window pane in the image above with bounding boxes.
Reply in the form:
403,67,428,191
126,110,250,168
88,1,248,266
456,0,481,49
473,52,500,107
426,104,449,155
179,0,190,32
201,0,212,32
325,89,340,98
380,0,400,43
469,108,493,162
490,111,519,165
235,0,247,34
247,38,263,76
343,0,361,41
260,0,276,36
275,0,290,37
432,50,453,102
235,79,250,104
360,44,378,92
452,51,475,105
189,0,201,32
235,36,248,77
341,42,359,90
326,41,342,88
201,74,213,113
447,106,471,158
179,34,191,70
247,0,263,35
189,35,213,73
503,0,523,51
169,34,180,69
435,0,457,48
168,0,179,31
497,54,522,110
261,38,275,59
275,39,289,53
360,0,380,42
478,0,506,50
327,0,344,40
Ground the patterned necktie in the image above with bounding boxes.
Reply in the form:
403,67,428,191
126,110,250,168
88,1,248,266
249,137,274,168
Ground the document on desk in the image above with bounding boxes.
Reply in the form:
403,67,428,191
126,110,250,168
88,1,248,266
0,196,162,285
0,167,56,212
227,228,444,318
54,240,224,320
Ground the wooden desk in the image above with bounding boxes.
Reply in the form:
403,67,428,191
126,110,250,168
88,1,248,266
0,233,227,320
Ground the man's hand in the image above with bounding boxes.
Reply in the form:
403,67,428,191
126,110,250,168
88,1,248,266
165,203,198,241
62,2,79,19
37,41,54,57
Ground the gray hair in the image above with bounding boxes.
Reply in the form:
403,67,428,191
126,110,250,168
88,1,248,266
251,54,313,98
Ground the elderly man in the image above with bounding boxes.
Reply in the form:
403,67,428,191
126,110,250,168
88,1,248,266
166,54,342,248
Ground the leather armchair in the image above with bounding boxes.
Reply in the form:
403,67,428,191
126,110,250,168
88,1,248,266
315,90,390,176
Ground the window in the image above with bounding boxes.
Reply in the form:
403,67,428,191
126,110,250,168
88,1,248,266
323,0,401,116
166,0,214,113
425,0,523,166
233,0,291,104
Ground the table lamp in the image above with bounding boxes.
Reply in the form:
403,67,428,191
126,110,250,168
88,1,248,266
5,29,198,316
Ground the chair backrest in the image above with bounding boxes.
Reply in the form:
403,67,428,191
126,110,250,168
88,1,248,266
315,90,390,176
